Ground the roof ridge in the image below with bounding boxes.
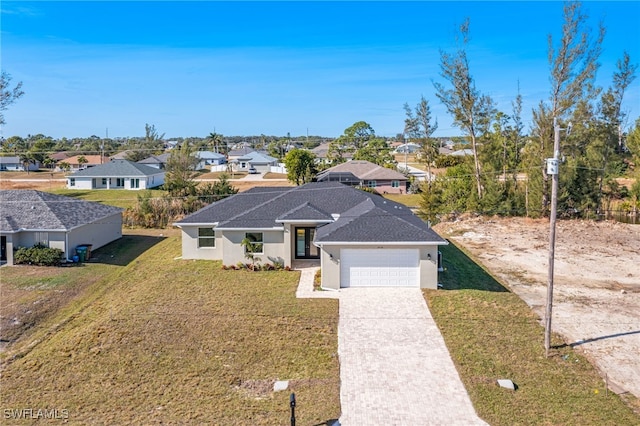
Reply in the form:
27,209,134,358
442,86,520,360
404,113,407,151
218,186,296,225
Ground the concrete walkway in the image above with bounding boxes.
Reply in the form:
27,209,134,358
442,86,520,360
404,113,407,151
295,267,486,425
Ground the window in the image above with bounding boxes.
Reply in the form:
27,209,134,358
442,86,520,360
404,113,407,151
35,232,49,246
102,178,107,185
131,178,140,189
392,180,400,188
198,228,215,248
69,178,75,187
367,180,377,188
244,232,263,254
116,178,124,187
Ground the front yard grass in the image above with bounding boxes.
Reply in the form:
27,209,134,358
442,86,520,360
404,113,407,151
424,241,639,425
51,188,166,209
0,230,340,424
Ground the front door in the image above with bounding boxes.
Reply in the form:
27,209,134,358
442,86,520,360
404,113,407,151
1,236,6,261
295,227,319,259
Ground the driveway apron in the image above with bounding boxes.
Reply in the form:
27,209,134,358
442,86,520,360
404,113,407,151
338,288,487,425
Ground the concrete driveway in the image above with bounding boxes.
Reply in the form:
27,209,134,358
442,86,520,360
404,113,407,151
337,288,487,425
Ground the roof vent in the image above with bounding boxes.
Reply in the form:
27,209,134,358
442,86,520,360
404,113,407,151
331,213,340,220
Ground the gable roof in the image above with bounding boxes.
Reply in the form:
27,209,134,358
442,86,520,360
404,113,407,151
138,153,171,165
195,151,226,159
228,147,255,157
68,160,163,177
175,181,445,244
235,151,278,164
316,160,407,181
0,190,123,232
64,155,105,165
0,156,21,164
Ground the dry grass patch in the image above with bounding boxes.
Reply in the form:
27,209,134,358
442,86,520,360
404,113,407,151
1,231,339,424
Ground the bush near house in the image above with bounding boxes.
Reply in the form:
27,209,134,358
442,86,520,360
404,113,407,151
14,244,64,266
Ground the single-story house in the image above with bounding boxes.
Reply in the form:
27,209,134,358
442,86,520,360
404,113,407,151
393,143,421,154
311,142,353,165
231,151,279,173
227,147,255,162
195,151,227,169
138,153,171,169
58,154,105,171
66,159,165,190
0,190,123,265
315,160,409,194
174,181,447,289
0,156,40,172
451,148,474,157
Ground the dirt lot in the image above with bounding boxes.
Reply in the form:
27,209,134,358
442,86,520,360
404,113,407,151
434,216,640,399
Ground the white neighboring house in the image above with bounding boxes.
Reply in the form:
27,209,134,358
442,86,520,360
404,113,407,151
195,151,227,170
66,159,165,190
0,156,40,171
231,151,279,173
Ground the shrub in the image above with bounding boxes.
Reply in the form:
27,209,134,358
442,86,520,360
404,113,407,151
14,244,64,266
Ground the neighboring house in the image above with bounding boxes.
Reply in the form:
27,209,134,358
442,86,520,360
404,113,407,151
316,160,408,194
231,151,279,173
0,190,123,266
195,151,227,169
450,149,474,157
59,154,105,171
0,156,40,171
312,142,352,165
110,151,134,160
138,153,171,169
174,181,447,289
227,147,255,161
393,143,421,154
49,152,71,162
438,146,454,156
66,159,165,190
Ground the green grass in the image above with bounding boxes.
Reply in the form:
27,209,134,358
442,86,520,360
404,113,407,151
383,193,422,208
424,242,639,425
51,189,166,209
0,232,340,425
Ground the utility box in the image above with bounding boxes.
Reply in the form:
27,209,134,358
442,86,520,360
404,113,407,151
546,158,559,175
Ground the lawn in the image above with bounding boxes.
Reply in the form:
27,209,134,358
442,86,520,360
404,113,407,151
424,242,639,425
0,230,340,424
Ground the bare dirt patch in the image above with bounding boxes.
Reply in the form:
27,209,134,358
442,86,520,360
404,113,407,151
434,217,640,399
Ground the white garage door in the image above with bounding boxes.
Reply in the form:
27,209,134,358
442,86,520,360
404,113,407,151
340,248,419,288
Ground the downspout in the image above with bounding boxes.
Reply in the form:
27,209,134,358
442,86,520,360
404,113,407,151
65,231,70,261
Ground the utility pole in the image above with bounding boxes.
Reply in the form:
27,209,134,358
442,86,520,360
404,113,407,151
544,118,570,357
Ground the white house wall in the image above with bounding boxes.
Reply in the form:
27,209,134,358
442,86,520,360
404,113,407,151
221,230,286,267
320,244,439,290
180,226,223,261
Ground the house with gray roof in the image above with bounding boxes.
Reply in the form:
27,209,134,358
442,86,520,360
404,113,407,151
66,159,165,190
230,150,279,173
195,150,227,169
174,181,447,289
137,153,171,169
0,156,40,172
1,190,123,265
316,160,408,194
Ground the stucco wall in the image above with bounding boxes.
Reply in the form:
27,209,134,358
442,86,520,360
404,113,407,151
320,244,441,290
180,226,223,260
67,213,123,259
221,230,286,267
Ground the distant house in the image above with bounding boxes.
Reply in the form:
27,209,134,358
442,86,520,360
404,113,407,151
312,142,352,165
138,153,171,170
195,151,227,169
450,149,474,157
0,156,40,172
393,143,421,154
316,160,408,194
0,190,123,266
227,147,256,161
66,160,165,190
230,150,279,173
59,154,105,171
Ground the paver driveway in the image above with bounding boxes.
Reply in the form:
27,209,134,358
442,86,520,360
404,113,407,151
338,287,487,425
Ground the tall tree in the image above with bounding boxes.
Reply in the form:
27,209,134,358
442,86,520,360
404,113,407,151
526,1,605,214
284,148,317,185
0,71,24,126
404,96,438,185
164,141,200,197
434,19,496,199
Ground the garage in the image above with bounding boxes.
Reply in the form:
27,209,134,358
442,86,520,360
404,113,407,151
340,248,419,287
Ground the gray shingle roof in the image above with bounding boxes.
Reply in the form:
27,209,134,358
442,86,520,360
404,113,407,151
1,190,123,232
69,160,163,177
316,160,407,181
175,181,445,244
138,153,171,164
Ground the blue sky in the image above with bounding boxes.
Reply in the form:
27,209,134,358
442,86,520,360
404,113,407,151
1,1,639,140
